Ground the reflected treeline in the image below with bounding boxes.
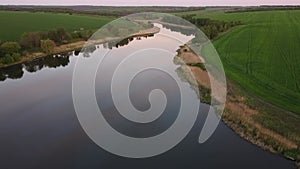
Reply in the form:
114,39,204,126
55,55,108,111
82,34,155,57
0,52,73,82
103,37,135,50
0,21,201,83
161,23,195,37
0,64,24,81
82,45,97,58
160,23,208,45
105,34,155,49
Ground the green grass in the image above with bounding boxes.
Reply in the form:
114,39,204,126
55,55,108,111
185,10,300,114
0,10,114,41
1,9,300,114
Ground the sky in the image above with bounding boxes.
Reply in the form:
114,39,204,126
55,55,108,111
0,0,300,6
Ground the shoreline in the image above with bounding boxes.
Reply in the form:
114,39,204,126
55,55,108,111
0,26,160,69
176,45,299,168
223,80,298,158
0,41,85,69
1,22,299,168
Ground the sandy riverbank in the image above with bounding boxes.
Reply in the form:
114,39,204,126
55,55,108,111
176,44,299,167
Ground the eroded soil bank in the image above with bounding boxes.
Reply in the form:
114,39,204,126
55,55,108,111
176,45,300,168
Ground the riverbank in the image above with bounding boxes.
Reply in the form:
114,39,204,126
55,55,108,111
0,26,160,69
224,80,299,161
176,45,300,168
1,21,298,168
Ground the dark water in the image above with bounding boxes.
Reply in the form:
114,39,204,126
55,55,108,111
0,25,296,169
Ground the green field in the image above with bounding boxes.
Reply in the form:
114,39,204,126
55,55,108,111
182,10,300,114
1,9,299,114
0,11,114,41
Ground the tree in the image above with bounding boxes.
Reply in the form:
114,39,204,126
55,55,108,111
57,28,71,42
48,28,71,44
0,41,21,57
0,53,21,64
41,39,56,54
19,32,41,49
210,25,218,39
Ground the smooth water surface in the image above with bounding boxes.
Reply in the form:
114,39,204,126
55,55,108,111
0,25,296,169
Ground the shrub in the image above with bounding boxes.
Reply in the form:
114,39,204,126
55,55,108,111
11,53,21,62
48,28,71,44
1,54,14,64
41,39,56,54
0,53,21,64
19,32,41,49
0,41,21,57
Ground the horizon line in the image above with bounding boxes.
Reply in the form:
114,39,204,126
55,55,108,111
1,4,300,7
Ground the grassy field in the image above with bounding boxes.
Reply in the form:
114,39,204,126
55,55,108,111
0,7,299,165
0,10,114,41
179,10,300,114
1,9,299,114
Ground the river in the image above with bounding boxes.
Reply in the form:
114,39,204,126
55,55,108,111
0,23,296,169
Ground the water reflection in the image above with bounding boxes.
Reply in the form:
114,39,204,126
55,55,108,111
161,24,195,37
0,64,24,80
111,34,154,49
0,52,72,82
0,33,157,82
0,21,296,169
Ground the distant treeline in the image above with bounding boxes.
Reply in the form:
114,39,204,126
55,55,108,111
0,5,205,17
2,5,300,16
181,14,242,39
225,5,300,13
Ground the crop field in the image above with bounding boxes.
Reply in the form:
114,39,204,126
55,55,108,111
181,10,300,114
0,10,114,41
1,9,299,114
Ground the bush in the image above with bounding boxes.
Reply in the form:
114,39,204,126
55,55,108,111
19,32,41,49
1,54,14,64
12,53,21,62
48,28,71,44
0,53,21,64
0,41,21,57
41,39,56,54
71,30,94,41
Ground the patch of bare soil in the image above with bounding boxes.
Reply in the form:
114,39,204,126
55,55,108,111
188,66,210,88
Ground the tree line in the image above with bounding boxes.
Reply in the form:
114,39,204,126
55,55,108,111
181,14,242,39
0,14,242,66
0,28,94,65
0,5,206,17
225,6,300,13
